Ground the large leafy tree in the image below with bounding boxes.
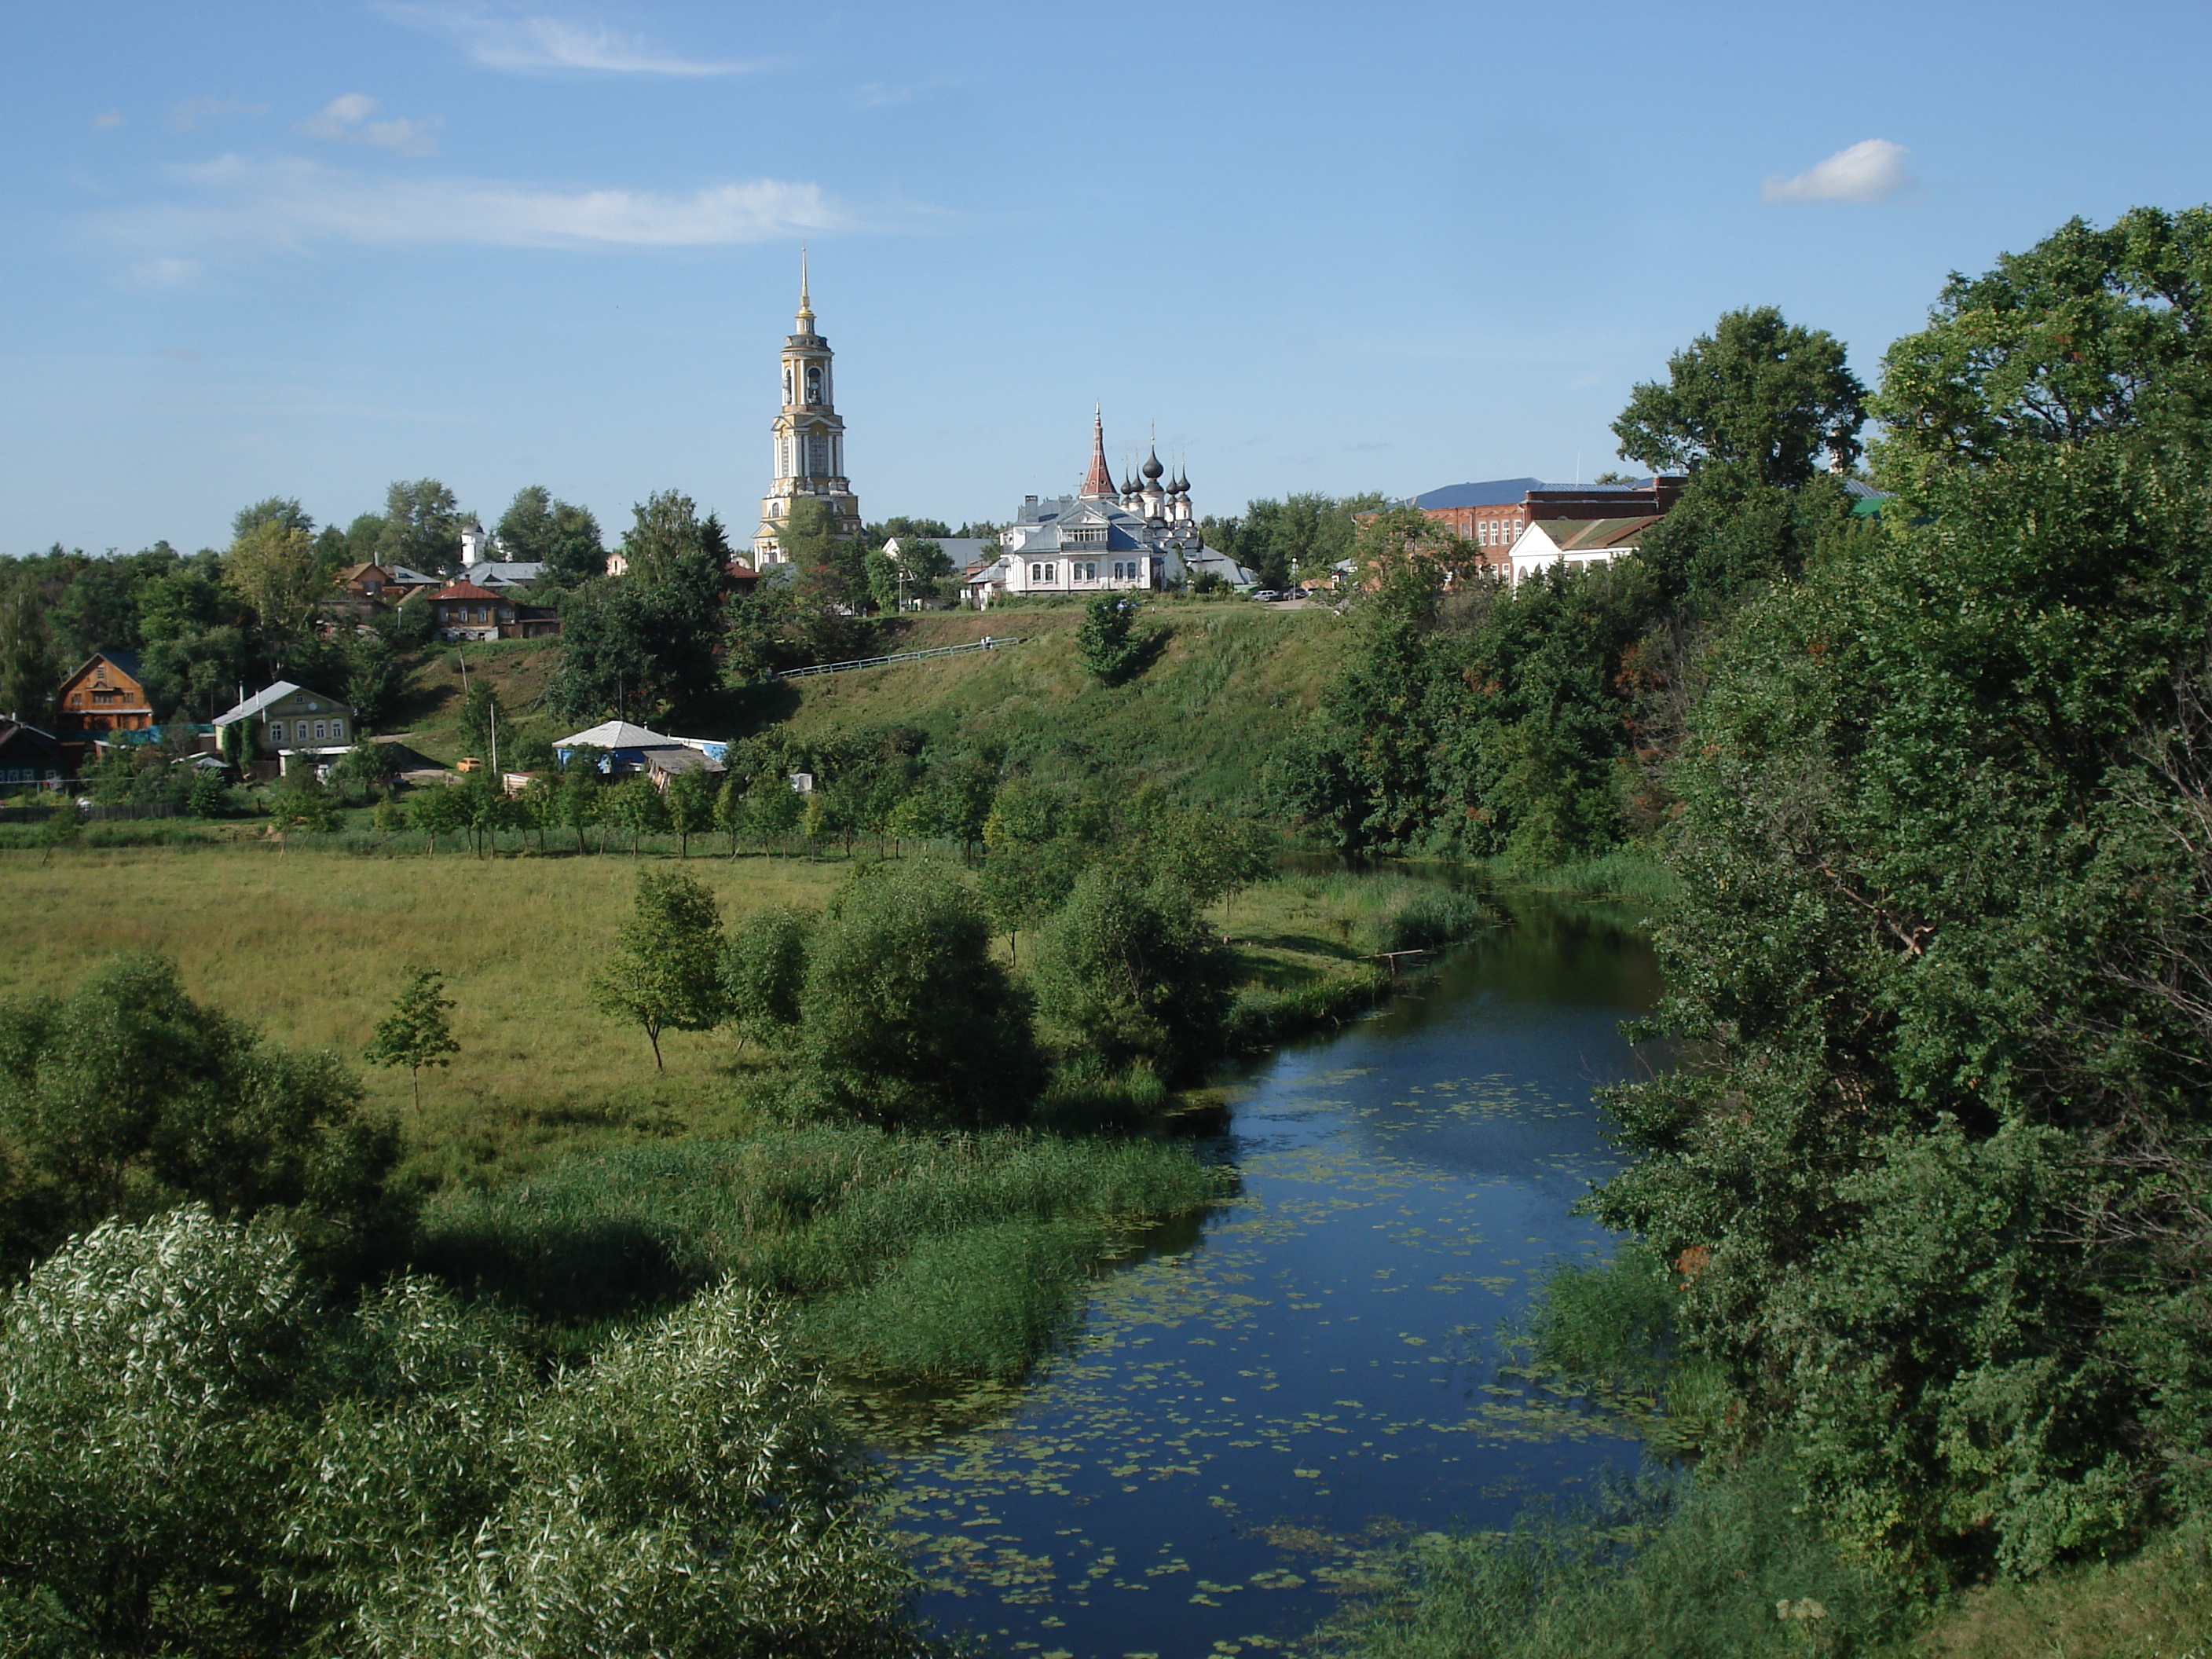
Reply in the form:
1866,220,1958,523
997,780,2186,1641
495,484,606,586
1596,207,2212,1578
792,859,1043,1126
1032,866,1236,1082
222,518,323,657
548,493,728,721
375,478,465,577
1612,305,1866,488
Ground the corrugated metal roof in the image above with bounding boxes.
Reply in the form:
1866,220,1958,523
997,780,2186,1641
214,681,349,726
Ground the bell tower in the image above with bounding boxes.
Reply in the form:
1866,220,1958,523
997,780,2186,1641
754,250,860,562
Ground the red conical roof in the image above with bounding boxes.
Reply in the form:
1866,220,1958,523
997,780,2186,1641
1081,410,1114,497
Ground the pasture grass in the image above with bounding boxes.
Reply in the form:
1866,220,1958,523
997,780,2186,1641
412,1126,1230,1380
0,841,848,1181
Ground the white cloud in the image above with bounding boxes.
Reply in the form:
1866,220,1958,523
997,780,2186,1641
297,93,443,156
1762,139,1914,204
164,96,270,134
378,3,754,75
92,108,126,131
113,155,848,251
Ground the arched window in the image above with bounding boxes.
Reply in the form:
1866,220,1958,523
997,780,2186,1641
805,364,822,404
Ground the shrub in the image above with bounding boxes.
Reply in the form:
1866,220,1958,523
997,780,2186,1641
0,953,406,1280
790,859,1043,1126
1031,864,1236,1082
722,905,813,1049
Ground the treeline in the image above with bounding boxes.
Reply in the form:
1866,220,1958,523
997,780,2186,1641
1198,492,1384,591
1327,206,2212,1651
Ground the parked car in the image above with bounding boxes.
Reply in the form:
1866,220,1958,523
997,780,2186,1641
1249,589,1280,602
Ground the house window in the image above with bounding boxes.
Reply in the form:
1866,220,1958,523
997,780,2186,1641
314,721,327,742
1073,561,1097,581
331,720,345,743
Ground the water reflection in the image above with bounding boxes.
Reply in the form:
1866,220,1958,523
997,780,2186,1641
884,892,1661,1658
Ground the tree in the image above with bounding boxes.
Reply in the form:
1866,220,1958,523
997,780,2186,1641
363,965,460,1109
790,859,1043,1126
783,497,866,617
605,775,668,853
1612,305,1866,489
589,871,726,1070
0,569,58,724
744,768,803,855
455,676,501,765
265,778,339,833
342,635,402,727
1591,211,2212,1577
376,478,465,576
328,737,397,804
231,496,313,541
547,499,725,720
553,749,604,853
1075,592,1148,684
977,779,1089,961
665,764,718,857
721,906,813,1049
408,782,468,851
0,954,404,1278
1032,865,1236,1082
223,518,323,651
496,485,606,586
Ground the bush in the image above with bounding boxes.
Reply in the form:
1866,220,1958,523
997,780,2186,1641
1331,1452,1906,1659
789,859,1043,1126
0,953,406,1280
722,906,813,1049
0,1208,932,1659
1031,864,1236,1082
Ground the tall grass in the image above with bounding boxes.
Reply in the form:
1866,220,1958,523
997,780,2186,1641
412,1126,1230,1379
1326,1451,1908,1659
1263,870,1489,955
1489,850,1679,902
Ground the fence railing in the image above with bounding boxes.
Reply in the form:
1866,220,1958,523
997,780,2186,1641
771,635,1024,681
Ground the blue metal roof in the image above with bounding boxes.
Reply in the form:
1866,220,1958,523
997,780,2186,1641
1410,478,1547,510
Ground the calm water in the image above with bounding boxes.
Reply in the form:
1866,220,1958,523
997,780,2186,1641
884,893,1663,1659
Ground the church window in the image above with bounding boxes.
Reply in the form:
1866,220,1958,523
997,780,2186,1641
805,364,822,404
783,367,794,403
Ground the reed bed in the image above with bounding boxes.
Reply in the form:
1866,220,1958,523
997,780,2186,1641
412,1126,1230,1379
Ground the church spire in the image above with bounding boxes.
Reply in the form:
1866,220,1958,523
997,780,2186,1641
796,246,815,334
1081,407,1115,498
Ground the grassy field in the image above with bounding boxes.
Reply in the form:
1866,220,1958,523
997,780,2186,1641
5,842,1434,1185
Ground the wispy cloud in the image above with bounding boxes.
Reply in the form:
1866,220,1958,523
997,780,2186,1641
112,155,848,252
134,257,203,287
1762,139,1914,204
164,96,269,134
296,93,443,156
379,3,755,75
92,109,126,131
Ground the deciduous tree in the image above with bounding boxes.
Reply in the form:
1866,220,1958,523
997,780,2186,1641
589,870,726,1070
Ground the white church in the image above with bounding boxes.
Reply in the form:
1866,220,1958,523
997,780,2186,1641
961,414,1257,606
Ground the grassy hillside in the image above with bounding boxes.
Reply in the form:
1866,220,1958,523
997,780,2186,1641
761,600,1346,803
382,598,1346,805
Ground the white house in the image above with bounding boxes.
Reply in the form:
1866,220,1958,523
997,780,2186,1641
1505,514,1663,586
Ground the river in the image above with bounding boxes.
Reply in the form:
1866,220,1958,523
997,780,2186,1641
882,892,1664,1658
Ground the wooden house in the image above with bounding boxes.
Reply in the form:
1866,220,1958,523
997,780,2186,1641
57,652,154,732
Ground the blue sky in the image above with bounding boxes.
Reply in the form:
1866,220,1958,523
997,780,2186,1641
5,2,2210,556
